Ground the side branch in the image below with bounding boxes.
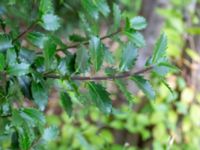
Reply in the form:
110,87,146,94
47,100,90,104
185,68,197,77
57,28,122,51
12,21,37,43
45,66,154,81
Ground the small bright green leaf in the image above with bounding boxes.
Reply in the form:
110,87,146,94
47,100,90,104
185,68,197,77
7,63,30,76
131,75,155,100
130,16,147,30
89,36,104,71
75,45,89,73
119,42,138,71
113,3,121,30
0,53,5,71
0,34,13,52
39,0,53,14
41,14,60,31
152,33,167,63
88,82,112,113
31,82,48,111
125,31,145,48
42,126,59,142
60,92,73,117
43,39,56,70
27,32,48,49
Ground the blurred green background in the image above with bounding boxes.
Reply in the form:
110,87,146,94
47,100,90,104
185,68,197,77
1,0,200,149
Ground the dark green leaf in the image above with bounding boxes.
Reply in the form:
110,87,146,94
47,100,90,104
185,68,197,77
119,42,138,71
31,81,48,110
39,0,53,14
17,125,34,150
0,53,5,71
41,14,60,31
75,45,89,73
18,76,32,99
88,82,112,113
43,38,56,70
0,34,13,52
131,75,155,100
130,16,147,30
69,34,87,42
60,92,73,117
89,36,104,71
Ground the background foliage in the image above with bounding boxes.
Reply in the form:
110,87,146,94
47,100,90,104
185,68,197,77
0,0,200,150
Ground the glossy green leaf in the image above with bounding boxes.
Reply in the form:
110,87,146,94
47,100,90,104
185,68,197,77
125,31,145,48
0,34,13,52
89,36,104,71
41,14,60,31
88,82,112,113
18,76,32,99
75,45,89,73
27,32,48,49
42,126,59,142
7,63,30,76
43,38,56,70
152,33,167,63
113,3,121,30
0,53,5,71
131,75,155,100
60,92,73,117
31,82,48,110
130,16,147,30
119,42,138,71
